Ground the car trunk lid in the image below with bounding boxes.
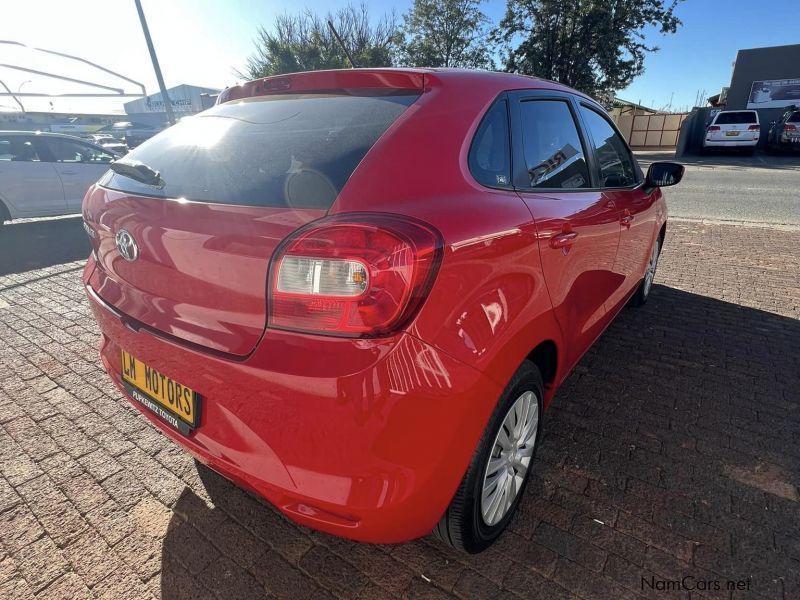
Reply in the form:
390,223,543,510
83,81,422,356
85,188,324,356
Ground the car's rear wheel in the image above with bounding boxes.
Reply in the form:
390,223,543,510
433,360,543,553
630,235,661,306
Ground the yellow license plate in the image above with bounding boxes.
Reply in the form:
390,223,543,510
725,131,739,136
120,350,199,433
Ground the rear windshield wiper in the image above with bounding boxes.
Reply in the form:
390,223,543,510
109,160,165,188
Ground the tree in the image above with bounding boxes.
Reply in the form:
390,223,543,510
399,0,494,69
493,0,683,100
243,4,399,78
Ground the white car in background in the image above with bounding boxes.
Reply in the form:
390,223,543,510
0,131,118,225
703,110,760,154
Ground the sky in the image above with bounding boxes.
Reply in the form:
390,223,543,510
0,0,798,115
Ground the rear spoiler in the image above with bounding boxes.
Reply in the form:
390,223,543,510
217,69,426,104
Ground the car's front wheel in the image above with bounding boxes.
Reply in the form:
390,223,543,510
433,360,543,553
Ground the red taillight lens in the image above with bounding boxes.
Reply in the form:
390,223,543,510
784,124,797,132
268,214,442,336
707,125,720,132
747,125,760,132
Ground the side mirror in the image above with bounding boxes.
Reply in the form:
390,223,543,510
645,162,684,188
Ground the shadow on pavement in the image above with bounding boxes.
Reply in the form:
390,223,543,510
0,216,90,276
159,284,800,598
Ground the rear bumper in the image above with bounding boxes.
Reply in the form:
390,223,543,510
703,138,758,147
84,261,501,543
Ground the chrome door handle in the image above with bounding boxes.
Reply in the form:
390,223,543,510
549,231,578,249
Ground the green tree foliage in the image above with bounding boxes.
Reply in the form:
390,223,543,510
399,0,494,69
493,0,683,99
243,4,399,78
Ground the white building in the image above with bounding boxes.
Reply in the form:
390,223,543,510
123,84,221,127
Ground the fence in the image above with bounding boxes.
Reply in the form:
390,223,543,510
611,111,690,149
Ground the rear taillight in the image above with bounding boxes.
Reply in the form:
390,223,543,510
268,214,442,336
784,124,797,132
707,125,720,132
747,125,760,132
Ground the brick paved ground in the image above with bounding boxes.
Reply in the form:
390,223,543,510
0,219,798,599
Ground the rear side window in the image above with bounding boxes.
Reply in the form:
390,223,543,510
100,92,419,208
518,100,590,189
579,105,637,188
715,111,758,125
469,99,511,188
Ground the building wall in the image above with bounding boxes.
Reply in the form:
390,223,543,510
727,44,800,109
726,44,800,143
123,84,220,117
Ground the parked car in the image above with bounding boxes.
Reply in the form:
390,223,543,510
82,69,683,553
703,110,760,154
766,106,800,153
91,135,128,156
0,131,117,225
95,121,160,148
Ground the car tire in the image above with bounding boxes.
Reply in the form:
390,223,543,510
630,234,662,307
433,360,543,553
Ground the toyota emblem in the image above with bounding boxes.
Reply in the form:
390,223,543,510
115,229,139,262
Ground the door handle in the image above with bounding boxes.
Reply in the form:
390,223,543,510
549,231,579,249
620,212,634,227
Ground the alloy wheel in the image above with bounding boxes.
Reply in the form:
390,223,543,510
643,239,660,298
480,390,539,526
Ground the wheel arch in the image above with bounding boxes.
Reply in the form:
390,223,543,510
527,340,558,392
0,198,10,222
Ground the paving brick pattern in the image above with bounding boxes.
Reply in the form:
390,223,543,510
0,219,798,599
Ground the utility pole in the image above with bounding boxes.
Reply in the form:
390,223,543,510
134,0,175,125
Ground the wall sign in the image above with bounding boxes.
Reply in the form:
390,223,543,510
747,79,800,109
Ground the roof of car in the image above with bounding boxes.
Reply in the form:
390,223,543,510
221,67,600,107
0,130,94,139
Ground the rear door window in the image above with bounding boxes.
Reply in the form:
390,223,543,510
715,112,758,125
100,92,419,209
42,138,115,163
0,136,41,162
517,100,590,190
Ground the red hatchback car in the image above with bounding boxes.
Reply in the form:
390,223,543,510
82,68,683,553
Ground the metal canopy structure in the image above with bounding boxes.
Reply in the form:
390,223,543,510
0,40,147,112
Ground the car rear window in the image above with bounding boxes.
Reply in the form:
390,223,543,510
788,112,800,123
99,92,419,209
715,112,758,125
